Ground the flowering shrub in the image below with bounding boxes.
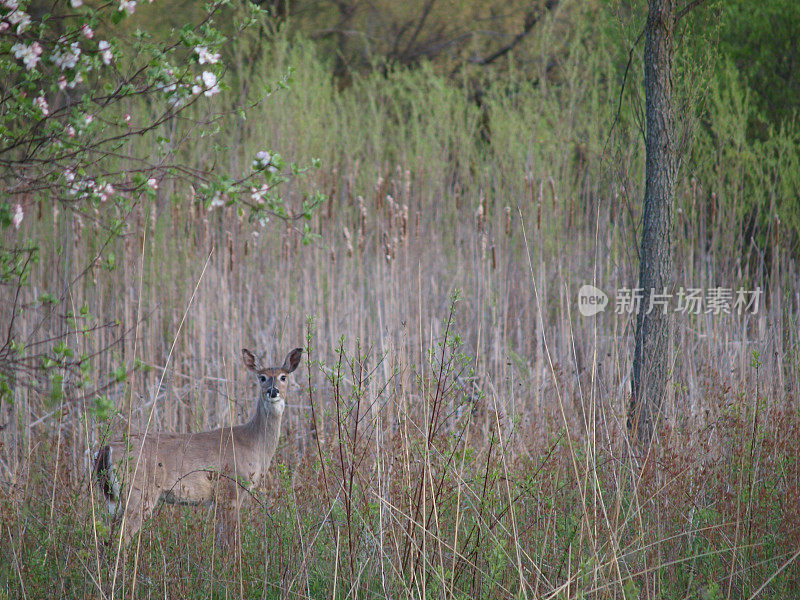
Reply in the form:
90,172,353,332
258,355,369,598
0,0,323,403
0,0,321,227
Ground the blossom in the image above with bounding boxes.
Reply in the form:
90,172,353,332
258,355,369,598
250,184,269,204
12,204,23,229
66,124,76,137
51,41,81,70
58,75,68,90
2,0,19,10
7,8,31,33
11,41,42,70
118,0,136,14
81,24,93,38
70,0,83,6
147,178,158,190
200,71,219,97
68,72,84,89
208,192,224,209
98,40,112,65
97,182,115,202
194,46,220,65
34,95,49,116
253,150,278,173
84,114,94,125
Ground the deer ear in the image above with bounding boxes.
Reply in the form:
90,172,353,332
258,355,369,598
282,348,303,373
242,349,257,371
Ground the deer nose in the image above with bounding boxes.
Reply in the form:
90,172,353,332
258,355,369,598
268,387,279,399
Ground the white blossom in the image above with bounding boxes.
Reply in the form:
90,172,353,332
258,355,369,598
147,178,158,190
97,182,115,202
2,0,19,10
11,41,42,70
208,192,224,209
12,204,23,229
66,124,76,137
68,72,84,89
7,9,31,33
118,0,136,14
194,46,220,65
70,0,83,6
81,24,93,38
253,150,278,172
250,184,269,204
201,71,219,97
98,40,112,65
51,41,81,70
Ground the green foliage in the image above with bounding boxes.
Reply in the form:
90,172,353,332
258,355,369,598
716,0,800,130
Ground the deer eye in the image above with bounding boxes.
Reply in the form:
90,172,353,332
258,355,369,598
280,375,287,382
259,375,267,383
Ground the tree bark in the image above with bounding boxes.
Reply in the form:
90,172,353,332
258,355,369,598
628,0,678,444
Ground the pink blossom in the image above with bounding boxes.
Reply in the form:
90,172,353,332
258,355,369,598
34,95,49,116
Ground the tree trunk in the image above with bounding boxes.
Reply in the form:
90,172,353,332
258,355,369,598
628,0,679,444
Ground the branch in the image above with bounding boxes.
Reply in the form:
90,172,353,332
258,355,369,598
468,0,559,66
675,0,708,23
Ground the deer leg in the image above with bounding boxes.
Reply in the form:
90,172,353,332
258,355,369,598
215,480,243,552
116,484,159,547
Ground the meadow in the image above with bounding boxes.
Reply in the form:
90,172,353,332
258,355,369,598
1,13,800,599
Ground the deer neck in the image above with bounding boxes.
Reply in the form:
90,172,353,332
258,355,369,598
246,397,284,461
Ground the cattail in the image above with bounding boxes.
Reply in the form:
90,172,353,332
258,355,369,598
491,244,497,270
330,247,336,265
386,195,395,236
376,176,384,211
382,232,394,263
343,226,354,256
400,204,409,243
404,169,411,201
475,203,484,233
504,206,511,236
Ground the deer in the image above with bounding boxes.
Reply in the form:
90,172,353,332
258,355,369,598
93,347,303,547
